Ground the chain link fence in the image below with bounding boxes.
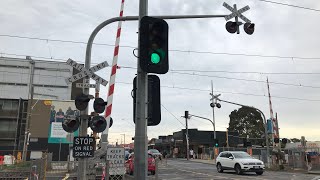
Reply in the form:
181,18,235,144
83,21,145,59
0,150,48,180
286,147,320,173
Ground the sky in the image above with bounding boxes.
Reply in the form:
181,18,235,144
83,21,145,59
0,0,320,144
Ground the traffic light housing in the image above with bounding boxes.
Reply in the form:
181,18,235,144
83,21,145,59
89,116,107,133
133,75,161,126
185,111,189,119
244,23,255,35
75,93,91,111
62,116,80,133
214,139,219,147
139,16,169,74
225,21,238,34
93,98,107,114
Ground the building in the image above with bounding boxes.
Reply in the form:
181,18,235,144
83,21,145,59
0,56,82,160
150,129,240,158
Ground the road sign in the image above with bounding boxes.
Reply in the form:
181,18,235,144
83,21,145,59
107,147,126,175
65,58,109,86
73,137,95,158
76,83,97,88
223,2,251,23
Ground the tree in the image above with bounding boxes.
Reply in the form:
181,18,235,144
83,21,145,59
228,107,265,146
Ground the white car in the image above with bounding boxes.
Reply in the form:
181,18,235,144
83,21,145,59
216,151,265,175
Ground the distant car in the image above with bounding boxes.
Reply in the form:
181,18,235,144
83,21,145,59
216,151,265,175
125,153,156,175
148,149,162,160
125,151,130,160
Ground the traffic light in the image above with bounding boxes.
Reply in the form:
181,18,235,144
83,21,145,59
225,21,238,34
62,116,80,133
133,75,161,126
244,23,255,35
93,98,107,114
75,93,92,111
139,16,169,74
185,111,189,119
214,139,219,147
274,137,280,143
89,116,107,133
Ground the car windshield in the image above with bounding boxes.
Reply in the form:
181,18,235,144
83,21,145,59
232,152,252,159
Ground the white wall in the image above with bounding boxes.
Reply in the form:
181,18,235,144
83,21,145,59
0,57,73,100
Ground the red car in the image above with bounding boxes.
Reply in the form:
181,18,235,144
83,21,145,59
125,153,156,175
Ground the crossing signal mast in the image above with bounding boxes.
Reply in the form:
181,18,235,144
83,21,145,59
223,2,255,35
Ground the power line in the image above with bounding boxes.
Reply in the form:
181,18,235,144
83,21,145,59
169,69,320,75
116,81,320,102
1,34,320,61
258,0,320,12
1,60,320,90
120,66,320,89
169,71,320,89
161,104,185,127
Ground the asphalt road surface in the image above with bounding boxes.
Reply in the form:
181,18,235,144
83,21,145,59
156,159,320,180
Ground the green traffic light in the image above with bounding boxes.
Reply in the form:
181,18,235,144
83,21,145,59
151,53,161,64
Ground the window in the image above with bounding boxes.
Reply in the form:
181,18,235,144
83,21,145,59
226,153,233,158
220,152,227,158
232,152,252,159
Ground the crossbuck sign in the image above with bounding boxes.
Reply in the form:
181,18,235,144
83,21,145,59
65,59,109,86
223,2,251,23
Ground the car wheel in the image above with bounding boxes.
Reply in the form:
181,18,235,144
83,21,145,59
234,164,242,175
256,171,263,175
217,163,223,173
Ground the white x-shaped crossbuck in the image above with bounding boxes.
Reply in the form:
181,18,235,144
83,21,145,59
223,2,251,23
65,58,109,86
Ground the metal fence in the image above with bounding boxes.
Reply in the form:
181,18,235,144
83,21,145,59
0,150,48,179
286,147,320,173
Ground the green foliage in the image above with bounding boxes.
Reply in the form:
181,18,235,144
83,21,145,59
228,107,265,145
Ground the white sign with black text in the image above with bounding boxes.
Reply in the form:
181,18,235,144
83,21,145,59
107,147,126,175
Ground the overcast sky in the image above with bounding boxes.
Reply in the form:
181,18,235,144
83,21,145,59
1,0,320,144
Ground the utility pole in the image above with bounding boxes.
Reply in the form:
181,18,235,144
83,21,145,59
22,58,35,161
185,111,190,160
209,80,221,161
226,128,229,148
134,0,148,179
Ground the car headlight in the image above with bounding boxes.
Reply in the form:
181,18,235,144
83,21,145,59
241,162,249,165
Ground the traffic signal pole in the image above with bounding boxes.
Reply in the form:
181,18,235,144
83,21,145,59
81,11,231,180
134,0,148,179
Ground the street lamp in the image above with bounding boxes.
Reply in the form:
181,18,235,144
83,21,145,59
216,98,271,168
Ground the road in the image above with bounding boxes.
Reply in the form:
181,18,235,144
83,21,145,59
156,159,320,180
